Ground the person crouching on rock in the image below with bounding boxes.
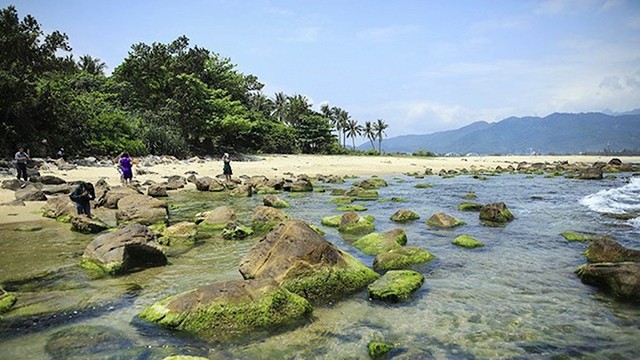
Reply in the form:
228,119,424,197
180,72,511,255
70,181,95,218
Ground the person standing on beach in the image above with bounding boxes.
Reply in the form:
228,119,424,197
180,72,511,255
222,153,232,182
14,147,29,182
69,181,95,217
119,152,133,185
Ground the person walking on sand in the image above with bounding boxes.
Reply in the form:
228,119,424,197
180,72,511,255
119,152,133,185
222,153,232,182
14,146,29,182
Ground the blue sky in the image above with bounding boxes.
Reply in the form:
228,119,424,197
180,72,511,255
5,0,640,137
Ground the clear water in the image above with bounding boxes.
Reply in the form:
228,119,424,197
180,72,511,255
1,174,639,359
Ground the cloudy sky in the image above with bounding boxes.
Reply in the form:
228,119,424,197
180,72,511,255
5,0,640,137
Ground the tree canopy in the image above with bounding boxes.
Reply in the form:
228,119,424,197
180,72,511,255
0,6,389,158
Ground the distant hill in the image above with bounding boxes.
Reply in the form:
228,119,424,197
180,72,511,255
370,112,640,155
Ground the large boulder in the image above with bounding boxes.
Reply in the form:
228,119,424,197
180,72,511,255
138,279,312,339
353,228,407,255
147,183,168,197
33,175,66,185
194,176,213,191
41,196,77,222
426,212,465,228
584,238,640,263
197,206,236,231
2,179,23,191
337,211,375,235
238,220,379,301
252,206,288,234
367,270,424,303
578,167,604,180
15,184,47,201
97,186,140,209
70,215,110,234
373,246,436,273
576,262,640,300
390,209,420,222
479,202,514,225
80,223,167,277
115,194,168,226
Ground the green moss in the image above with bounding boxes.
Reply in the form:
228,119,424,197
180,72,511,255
139,286,312,336
458,202,483,211
339,215,375,235
463,191,477,200
330,188,347,196
353,230,407,255
373,246,436,273
321,215,341,227
367,270,424,302
56,214,72,223
414,182,433,188
222,225,254,239
390,209,420,222
281,253,379,301
148,222,167,235
561,231,589,242
426,213,465,228
390,197,405,202
197,222,227,232
0,288,17,314
78,258,123,278
368,341,394,359
308,224,325,236
330,196,353,205
452,235,484,248
337,204,368,212
345,187,379,200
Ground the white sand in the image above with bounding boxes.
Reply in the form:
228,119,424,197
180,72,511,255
2,154,638,225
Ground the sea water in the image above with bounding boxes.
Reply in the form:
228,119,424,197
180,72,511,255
0,173,639,359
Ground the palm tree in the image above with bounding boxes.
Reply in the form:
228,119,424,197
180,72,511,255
337,108,350,148
373,118,389,155
345,118,363,150
78,54,107,75
363,121,376,150
287,94,312,126
272,92,289,124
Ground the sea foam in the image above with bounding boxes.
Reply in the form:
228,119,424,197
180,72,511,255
580,177,640,215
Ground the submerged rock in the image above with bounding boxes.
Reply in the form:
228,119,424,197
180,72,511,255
353,229,407,255
263,194,290,208
373,246,436,273
367,270,424,302
479,202,514,226
239,220,379,301
138,279,312,338
45,325,134,360
452,235,484,248
390,209,420,222
426,212,465,228
584,238,640,263
576,262,640,300
80,223,167,277
368,341,395,359
458,202,483,211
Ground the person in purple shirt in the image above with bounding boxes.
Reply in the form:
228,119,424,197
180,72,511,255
118,152,133,185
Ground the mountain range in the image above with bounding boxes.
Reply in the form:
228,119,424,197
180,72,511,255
368,112,640,155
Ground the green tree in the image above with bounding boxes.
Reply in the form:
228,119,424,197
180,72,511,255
363,121,376,150
77,54,106,76
345,118,363,150
295,113,337,154
373,118,389,154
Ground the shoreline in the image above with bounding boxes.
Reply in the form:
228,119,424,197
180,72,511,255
1,154,639,226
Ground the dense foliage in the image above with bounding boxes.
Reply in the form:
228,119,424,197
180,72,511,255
0,6,390,158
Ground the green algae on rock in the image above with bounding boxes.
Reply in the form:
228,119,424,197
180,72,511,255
458,202,483,211
138,279,312,338
479,202,514,226
367,270,424,302
263,194,290,208
373,246,436,273
252,206,288,234
221,223,254,239
339,211,376,235
353,176,388,189
345,187,379,200
0,288,17,314
353,229,407,256
159,221,198,247
390,209,420,222
426,212,465,228
337,204,368,212
368,341,395,359
195,206,237,231
452,235,485,248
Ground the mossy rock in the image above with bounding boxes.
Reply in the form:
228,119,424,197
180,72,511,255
561,231,590,242
337,204,368,212
354,177,388,189
353,229,407,255
321,215,342,227
138,279,312,338
0,288,17,314
164,356,210,360
463,191,477,199
45,325,135,360
339,212,375,235
367,270,424,302
415,182,433,188
308,224,325,236
252,206,288,234
78,258,124,278
263,195,290,209
390,209,420,222
479,202,514,226
426,212,465,228
330,188,347,196
345,187,379,200
159,222,198,247
390,197,405,202
452,235,484,248
458,202,483,211
330,196,353,205
369,341,395,359
373,246,435,273
222,224,254,240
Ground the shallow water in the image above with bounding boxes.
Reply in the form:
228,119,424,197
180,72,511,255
1,173,639,359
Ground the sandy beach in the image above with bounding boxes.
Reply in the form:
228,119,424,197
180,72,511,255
2,154,639,225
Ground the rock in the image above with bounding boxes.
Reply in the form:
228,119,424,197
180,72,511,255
97,186,140,209
80,223,167,277
584,238,640,263
368,341,395,360
138,279,312,338
208,178,226,192
338,211,375,235
41,196,77,222
194,176,213,191
608,158,623,166
337,204,368,212
1,199,25,206
2,179,23,191
252,206,288,233
147,183,169,197
263,194,290,208
353,229,407,255
561,231,612,242
70,215,110,234
426,212,465,228
479,202,514,225
373,246,436,273
230,184,253,197
33,175,66,185
367,270,424,302
0,288,17,314
239,220,379,301
345,187,379,200
115,194,168,226
160,222,198,246
576,262,640,300
458,202,483,211
284,178,313,192
197,206,237,231
452,234,484,248
578,167,604,180
221,222,254,239
353,177,388,189
321,214,342,227
390,209,420,222
41,183,71,195
45,325,134,360
14,185,47,201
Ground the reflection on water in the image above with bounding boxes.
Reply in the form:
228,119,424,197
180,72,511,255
1,174,639,359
